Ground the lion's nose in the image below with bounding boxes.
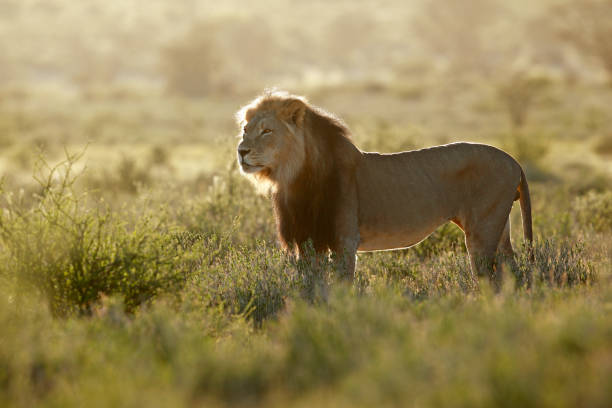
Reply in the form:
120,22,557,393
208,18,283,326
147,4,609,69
238,147,251,159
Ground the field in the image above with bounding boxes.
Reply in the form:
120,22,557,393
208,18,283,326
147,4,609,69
1,1,612,407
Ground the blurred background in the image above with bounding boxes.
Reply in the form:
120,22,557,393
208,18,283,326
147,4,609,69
0,0,611,199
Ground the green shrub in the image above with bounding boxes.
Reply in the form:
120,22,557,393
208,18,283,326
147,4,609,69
160,18,278,96
160,25,224,97
0,154,193,315
524,239,597,288
182,236,339,324
176,166,277,246
359,249,477,299
497,73,550,128
84,155,152,195
191,238,297,324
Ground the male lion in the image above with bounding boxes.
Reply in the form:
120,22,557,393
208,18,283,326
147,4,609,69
236,91,533,288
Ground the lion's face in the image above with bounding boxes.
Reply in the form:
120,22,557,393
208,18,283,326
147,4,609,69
237,110,305,178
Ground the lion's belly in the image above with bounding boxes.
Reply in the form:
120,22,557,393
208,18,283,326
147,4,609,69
357,221,444,251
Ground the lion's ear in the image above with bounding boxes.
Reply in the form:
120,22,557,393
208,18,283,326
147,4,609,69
280,99,306,128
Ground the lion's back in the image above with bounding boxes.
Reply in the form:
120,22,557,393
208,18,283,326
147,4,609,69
357,142,520,197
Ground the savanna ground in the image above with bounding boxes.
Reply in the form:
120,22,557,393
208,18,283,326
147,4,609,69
1,1,612,407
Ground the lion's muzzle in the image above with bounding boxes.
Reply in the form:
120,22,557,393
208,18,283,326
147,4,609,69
238,147,251,161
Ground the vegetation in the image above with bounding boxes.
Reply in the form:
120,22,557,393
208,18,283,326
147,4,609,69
0,0,611,406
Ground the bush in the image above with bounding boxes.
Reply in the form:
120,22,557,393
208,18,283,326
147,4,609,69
358,248,477,299
160,18,278,96
526,239,597,288
84,155,151,195
190,238,299,324
160,23,225,97
176,166,277,246
497,73,550,128
0,153,194,315
593,133,612,156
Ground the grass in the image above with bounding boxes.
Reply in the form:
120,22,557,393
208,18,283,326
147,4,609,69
0,79,611,407
1,282,610,407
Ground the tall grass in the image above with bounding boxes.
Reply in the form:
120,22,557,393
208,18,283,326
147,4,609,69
0,88,610,406
1,282,610,407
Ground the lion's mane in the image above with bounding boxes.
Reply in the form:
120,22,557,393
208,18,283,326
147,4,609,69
239,92,362,254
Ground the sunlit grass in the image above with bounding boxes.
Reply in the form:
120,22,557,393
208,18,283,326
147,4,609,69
0,75,611,407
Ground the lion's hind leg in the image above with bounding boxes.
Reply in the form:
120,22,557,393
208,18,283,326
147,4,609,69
497,218,515,258
466,232,503,292
497,218,522,287
497,217,532,289
464,204,514,292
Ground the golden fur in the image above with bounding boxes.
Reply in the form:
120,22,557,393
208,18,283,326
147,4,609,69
236,90,533,287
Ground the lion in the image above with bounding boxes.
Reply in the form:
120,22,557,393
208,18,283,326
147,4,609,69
236,90,533,288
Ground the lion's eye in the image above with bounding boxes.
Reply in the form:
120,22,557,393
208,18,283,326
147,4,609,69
261,129,272,135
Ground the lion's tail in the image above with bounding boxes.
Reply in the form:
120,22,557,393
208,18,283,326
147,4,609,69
518,168,534,261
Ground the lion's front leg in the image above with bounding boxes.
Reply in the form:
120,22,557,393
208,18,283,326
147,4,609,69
333,235,359,281
333,205,360,280
333,179,360,281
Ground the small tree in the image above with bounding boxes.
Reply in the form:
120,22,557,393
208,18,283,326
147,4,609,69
160,18,279,97
496,72,551,172
497,73,549,129
160,23,225,97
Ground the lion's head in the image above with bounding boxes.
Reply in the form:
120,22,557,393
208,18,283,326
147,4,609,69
236,91,309,188
235,90,362,253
